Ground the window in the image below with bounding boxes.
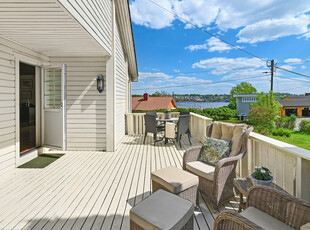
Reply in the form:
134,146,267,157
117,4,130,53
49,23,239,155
242,97,257,103
44,68,61,109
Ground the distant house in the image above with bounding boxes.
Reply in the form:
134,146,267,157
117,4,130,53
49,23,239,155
279,95,310,117
132,93,178,111
234,94,257,115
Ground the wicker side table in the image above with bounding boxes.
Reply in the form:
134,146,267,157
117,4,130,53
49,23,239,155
234,178,286,213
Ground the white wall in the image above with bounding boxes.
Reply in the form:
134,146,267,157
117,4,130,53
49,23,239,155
114,21,127,147
58,0,112,55
0,37,49,174
51,57,108,151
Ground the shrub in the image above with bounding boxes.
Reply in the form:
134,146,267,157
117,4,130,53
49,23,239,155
275,115,297,130
247,106,275,130
271,128,291,137
299,120,310,133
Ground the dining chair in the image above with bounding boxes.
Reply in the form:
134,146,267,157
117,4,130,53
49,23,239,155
144,114,165,146
176,115,191,148
179,111,190,115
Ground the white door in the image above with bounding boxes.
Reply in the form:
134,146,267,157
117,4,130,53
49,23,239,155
42,65,66,150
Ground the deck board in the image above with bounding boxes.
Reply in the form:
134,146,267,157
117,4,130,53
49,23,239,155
0,135,238,230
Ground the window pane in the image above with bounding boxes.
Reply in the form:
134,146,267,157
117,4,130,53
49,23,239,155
44,68,61,109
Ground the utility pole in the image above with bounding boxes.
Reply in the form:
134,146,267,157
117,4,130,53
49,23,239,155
270,59,274,92
267,59,275,92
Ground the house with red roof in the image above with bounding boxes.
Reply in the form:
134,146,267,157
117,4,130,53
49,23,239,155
132,93,178,111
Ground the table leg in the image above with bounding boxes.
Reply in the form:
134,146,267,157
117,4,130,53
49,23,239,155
238,193,245,213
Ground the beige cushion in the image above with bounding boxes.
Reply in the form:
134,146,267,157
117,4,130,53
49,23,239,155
221,123,235,140
130,189,194,230
301,223,310,230
211,122,222,139
186,161,215,181
165,122,176,138
151,166,198,194
240,207,294,230
230,124,246,156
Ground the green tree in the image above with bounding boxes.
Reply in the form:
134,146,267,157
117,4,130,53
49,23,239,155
228,82,257,109
251,91,281,119
151,91,161,97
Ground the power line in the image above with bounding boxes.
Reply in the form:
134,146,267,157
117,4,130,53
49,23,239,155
277,85,310,92
276,60,310,65
146,0,267,62
276,75,310,83
275,66,310,79
132,75,268,91
148,66,267,75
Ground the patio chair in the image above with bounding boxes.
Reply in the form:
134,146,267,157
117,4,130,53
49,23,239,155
180,111,190,115
213,186,310,230
176,115,191,148
183,122,253,209
146,112,157,116
144,114,165,146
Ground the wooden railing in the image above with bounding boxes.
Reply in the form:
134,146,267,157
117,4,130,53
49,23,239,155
125,112,212,142
237,132,310,201
125,112,310,201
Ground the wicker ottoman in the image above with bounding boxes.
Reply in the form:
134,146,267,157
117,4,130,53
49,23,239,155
130,189,194,230
151,166,199,204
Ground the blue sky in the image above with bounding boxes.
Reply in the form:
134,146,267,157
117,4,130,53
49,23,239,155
129,0,310,95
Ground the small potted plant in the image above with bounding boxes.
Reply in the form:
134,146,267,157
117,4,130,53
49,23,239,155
164,109,171,119
250,166,273,186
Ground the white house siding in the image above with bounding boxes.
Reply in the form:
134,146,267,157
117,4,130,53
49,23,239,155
0,38,50,175
114,21,128,147
58,0,112,55
51,57,108,151
0,44,15,174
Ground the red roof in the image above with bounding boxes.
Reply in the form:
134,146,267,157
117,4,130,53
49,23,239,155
132,97,177,111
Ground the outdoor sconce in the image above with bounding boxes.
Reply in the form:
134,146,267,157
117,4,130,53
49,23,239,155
97,75,104,93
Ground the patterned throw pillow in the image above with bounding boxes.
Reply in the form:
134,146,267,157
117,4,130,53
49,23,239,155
199,137,232,166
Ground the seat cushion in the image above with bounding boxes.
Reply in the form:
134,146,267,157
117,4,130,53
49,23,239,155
186,161,215,181
221,123,235,140
301,223,310,230
240,207,294,230
199,137,231,166
230,124,246,156
165,122,176,138
211,121,222,139
130,189,194,230
151,166,198,194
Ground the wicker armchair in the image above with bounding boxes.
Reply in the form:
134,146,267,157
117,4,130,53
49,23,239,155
177,115,191,148
183,122,253,209
214,186,310,230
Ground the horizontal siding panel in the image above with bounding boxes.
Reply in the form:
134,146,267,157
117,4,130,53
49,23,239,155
51,56,106,151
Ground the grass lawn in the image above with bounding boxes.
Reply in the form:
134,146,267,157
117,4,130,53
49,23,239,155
220,120,310,151
268,131,310,151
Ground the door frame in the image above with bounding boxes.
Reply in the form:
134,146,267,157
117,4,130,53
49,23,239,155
14,53,48,166
41,64,67,151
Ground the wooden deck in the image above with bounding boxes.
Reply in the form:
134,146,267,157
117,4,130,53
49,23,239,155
0,135,239,230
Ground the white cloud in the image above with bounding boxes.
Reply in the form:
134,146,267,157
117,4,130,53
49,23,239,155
237,15,310,43
185,37,232,52
192,57,265,75
129,0,175,29
284,58,302,63
138,72,173,80
277,65,295,71
130,0,310,42
301,65,307,69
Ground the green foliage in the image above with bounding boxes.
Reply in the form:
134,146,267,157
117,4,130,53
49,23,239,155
271,128,291,137
275,115,297,130
229,82,257,109
151,91,162,97
251,91,281,118
247,106,275,130
133,107,236,121
299,120,310,133
252,166,272,181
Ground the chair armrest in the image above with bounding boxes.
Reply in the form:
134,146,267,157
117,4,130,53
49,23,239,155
182,146,202,170
246,186,310,228
214,210,263,230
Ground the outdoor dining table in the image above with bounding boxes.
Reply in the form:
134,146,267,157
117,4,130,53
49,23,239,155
156,117,179,122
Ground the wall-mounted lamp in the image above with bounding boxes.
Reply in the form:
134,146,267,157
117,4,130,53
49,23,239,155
97,75,104,93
